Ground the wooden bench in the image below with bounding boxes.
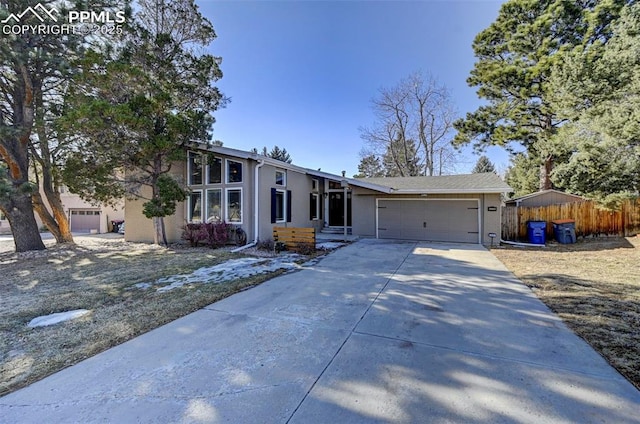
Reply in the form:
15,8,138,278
272,226,316,252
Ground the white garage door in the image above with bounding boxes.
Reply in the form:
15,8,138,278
70,210,101,232
377,199,480,243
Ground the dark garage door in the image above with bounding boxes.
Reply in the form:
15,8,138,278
70,210,101,232
377,199,479,243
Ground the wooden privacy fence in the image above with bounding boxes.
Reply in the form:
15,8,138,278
502,199,640,241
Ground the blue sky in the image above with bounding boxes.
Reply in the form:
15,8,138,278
197,0,508,177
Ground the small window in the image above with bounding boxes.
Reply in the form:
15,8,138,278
71,211,78,215
329,180,342,190
275,170,286,186
188,152,203,185
312,179,318,191
78,211,86,215
275,190,286,222
207,156,222,184
226,189,242,223
310,193,320,220
188,191,203,223
206,189,222,222
227,160,243,183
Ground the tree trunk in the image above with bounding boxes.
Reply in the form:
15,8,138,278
1,194,45,252
31,88,74,244
539,155,553,190
0,87,45,251
32,190,74,244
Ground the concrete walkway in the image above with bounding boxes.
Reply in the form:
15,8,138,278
1,239,639,423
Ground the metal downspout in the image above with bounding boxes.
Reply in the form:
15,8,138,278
231,159,264,253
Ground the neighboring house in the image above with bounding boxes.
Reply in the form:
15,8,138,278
0,186,123,235
34,185,124,234
505,189,585,208
124,144,511,246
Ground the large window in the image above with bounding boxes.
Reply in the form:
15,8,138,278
207,156,222,184
188,152,202,185
188,190,203,222
226,189,242,223
206,189,222,222
227,160,243,183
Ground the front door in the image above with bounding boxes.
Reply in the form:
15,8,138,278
328,192,352,227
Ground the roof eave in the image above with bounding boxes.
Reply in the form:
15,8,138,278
391,188,512,194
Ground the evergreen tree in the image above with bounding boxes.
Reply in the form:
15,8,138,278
472,155,496,174
549,3,640,201
258,146,292,163
61,0,226,245
354,154,384,178
382,137,421,177
453,0,627,191
505,153,540,198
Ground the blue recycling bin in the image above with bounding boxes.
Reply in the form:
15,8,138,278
552,219,576,244
527,221,547,245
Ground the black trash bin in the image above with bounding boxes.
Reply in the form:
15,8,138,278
111,220,124,233
552,219,576,244
527,221,546,245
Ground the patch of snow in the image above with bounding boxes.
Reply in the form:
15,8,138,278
28,309,91,328
135,253,304,293
317,242,346,250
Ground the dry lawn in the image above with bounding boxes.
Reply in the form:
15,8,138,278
491,236,640,390
0,235,289,396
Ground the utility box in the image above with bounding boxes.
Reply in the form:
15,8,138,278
527,221,547,245
552,219,576,244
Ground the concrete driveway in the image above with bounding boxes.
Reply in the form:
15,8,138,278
2,239,639,423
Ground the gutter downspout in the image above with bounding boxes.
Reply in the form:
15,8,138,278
231,159,265,253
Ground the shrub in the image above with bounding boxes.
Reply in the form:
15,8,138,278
257,238,275,251
234,227,247,246
295,242,316,256
181,223,208,247
205,221,231,248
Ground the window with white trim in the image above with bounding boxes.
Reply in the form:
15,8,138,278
207,156,222,184
226,188,242,223
206,189,222,222
275,189,286,222
275,169,286,186
227,160,243,183
312,179,318,191
188,152,203,185
188,190,203,223
310,193,320,220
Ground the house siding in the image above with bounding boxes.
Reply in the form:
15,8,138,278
125,153,324,244
257,164,323,242
123,147,508,246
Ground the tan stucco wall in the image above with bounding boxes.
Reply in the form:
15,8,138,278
124,182,185,243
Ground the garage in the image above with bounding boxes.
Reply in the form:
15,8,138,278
377,199,480,243
70,210,101,233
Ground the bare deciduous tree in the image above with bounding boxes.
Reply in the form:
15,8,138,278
359,71,458,176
